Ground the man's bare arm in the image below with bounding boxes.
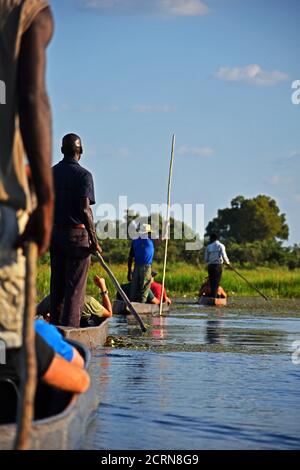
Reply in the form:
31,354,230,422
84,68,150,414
43,354,90,394
94,276,112,317
17,7,54,254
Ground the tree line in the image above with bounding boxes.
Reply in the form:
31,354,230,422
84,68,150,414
39,195,300,269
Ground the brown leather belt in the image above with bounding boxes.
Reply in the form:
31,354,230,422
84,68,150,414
55,224,85,229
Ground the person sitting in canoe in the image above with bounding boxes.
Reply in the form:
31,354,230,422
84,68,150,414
37,275,113,326
117,282,159,305
35,320,85,368
81,276,112,326
199,278,227,299
117,271,171,305
0,331,90,402
150,271,172,305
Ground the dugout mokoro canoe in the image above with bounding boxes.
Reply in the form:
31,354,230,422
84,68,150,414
0,340,98,450
58,318,109,350
199,296,227,307
113,300,170,315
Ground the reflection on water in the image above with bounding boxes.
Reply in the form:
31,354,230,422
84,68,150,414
83,299,300,450
206,319,224,344
151,315,167,341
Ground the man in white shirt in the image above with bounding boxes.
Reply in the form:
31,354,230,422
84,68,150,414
204,233,230,298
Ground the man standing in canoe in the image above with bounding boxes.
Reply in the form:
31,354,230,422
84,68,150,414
127,224,155,303
50,134,102,328
0,1,90,396
204,233,230,298
0,0,54,353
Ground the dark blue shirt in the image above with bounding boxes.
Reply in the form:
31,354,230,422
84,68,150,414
131,238,155,265
53,159,95,225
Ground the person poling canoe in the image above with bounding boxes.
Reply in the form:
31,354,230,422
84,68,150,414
0,3,92,449
50,133,102,328
127,223,159,304
0,0,54,369
204,233,230,299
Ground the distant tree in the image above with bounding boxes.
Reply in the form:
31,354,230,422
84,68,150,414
206,195,289,243
287,244,300,270
228,240,290,267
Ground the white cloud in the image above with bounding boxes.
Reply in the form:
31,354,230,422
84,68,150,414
132,104,175,113
215,64,288,87
178,146,214,157
161,0,209,16
82,0,209,16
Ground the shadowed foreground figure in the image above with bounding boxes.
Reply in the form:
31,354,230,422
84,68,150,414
50,134,102,328
0,0,54,350
0,1,89,401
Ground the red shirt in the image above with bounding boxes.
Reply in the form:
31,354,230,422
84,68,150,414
151,281,167,301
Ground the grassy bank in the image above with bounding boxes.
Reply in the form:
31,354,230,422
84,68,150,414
37,262,300,301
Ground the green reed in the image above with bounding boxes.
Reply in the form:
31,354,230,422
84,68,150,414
36,262,300,301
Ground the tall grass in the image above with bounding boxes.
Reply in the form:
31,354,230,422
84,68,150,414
37,262,300,301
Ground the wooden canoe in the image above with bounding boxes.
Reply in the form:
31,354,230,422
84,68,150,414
113,300,170,315
58,318,109,350
199,296,227,307
0,340,98,450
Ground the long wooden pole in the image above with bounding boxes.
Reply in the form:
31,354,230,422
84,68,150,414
14,242,38,450
96,252,147,332
227,264,268,301
159,134,176,316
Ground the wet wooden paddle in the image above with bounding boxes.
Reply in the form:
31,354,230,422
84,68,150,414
14,242,38,450
96,252,147,332
227,263,268,301
160,134,176,316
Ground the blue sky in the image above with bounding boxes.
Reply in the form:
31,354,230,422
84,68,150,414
47,0,300,243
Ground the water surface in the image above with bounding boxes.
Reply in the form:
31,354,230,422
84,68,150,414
83,298,300,450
